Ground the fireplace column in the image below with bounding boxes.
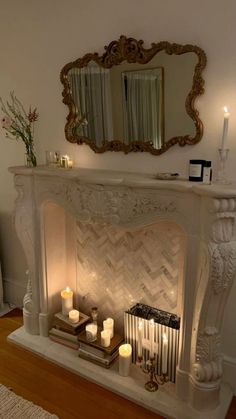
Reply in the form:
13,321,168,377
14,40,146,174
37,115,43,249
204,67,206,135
189,196,236,410
14,174,40,334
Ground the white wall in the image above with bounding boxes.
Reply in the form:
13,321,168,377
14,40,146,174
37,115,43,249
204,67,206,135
0,0,236,384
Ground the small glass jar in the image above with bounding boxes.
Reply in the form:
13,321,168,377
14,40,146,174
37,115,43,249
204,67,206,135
45,150,60,166
91,307,98,325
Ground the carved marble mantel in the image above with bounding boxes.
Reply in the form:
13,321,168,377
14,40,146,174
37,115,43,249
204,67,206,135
9,166,236,414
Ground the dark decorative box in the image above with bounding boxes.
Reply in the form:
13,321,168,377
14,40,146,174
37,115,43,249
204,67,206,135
124,303,180,382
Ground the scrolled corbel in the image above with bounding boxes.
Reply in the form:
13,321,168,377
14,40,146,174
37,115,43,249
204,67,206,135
23,270,39,335
193,359,222,383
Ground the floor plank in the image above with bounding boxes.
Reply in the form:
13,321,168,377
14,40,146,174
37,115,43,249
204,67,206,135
0,309,163,419
1,309,235,419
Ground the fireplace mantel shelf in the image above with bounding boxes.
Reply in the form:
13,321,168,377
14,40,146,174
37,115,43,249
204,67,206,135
9,166,236,198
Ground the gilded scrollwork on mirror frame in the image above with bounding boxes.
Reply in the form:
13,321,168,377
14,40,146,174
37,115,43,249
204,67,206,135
60,35,207,155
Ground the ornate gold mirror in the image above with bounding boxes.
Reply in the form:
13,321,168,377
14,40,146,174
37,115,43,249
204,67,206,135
60,36,206,155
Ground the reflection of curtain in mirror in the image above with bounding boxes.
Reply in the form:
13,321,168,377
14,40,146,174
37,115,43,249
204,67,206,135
122,72,162,148
69,65,113,146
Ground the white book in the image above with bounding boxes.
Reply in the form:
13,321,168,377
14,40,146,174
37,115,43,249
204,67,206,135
79,342,106,358
78,348,118,366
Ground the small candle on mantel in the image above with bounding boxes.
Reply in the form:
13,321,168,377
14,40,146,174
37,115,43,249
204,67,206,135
68,158,73,169
162,333,168,374
61,286,73,316
149,319,155,359
221,106,230,150
60,155,69,168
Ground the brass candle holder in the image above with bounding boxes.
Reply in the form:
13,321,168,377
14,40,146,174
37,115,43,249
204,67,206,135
137,356,169,392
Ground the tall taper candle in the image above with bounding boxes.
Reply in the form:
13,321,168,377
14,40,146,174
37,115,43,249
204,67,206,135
149,319,155,359
221,106,230,149
137,320,143,358
162,333,168,374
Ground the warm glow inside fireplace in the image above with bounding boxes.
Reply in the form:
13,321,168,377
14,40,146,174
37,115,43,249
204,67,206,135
41,201,186,335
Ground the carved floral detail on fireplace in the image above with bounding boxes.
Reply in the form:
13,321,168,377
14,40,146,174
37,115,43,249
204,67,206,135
211,243,236,293
194,327,222,382
38,179,177,226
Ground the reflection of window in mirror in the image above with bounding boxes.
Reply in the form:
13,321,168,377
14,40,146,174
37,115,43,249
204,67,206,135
68,62,114,146
121,68,163,148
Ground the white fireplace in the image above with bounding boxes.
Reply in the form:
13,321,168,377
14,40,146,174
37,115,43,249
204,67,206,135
8,166,236,419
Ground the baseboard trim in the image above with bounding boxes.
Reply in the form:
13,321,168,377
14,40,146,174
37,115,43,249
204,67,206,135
3,277,25,307
223,355,236,395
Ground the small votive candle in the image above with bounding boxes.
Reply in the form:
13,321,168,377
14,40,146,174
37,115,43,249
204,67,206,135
86,323,98,342
68,159,73,169
100,329,111,348
103,318,114,339
119,344,132,377
60,155,69,168
69,309,79,323
61,287,73,316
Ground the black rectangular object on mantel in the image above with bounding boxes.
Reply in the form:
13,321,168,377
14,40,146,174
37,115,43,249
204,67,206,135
127,303,180,330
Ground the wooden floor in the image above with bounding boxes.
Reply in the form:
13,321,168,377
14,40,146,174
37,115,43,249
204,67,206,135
0,309,235,419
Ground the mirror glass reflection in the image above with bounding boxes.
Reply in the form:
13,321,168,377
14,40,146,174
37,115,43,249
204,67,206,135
67,50,197,150
121,68,163,148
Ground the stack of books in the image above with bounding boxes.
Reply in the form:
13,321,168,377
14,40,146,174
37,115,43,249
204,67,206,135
78,329,124,368
49,311,90,350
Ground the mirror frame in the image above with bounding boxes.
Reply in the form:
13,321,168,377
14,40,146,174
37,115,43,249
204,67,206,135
60,35,207,155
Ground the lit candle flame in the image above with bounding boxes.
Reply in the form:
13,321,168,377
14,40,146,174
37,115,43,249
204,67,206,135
224,106,229,114
65,286,71,292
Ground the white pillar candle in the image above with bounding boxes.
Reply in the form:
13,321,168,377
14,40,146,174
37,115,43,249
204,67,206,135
61,287,73,316
162,333,168,374
221,106,230,149
119,344,132,377
86,323,98,342
137,320,143,358
69,309,79,323
103,317,114,339
100,329,111,347
149,318,155,359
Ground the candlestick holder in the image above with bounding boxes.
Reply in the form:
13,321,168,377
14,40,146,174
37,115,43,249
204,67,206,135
138,356,169,392
144,358,159,392
216,148,230,184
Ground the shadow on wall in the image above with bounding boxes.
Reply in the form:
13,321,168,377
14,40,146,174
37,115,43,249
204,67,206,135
0,212,27,307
